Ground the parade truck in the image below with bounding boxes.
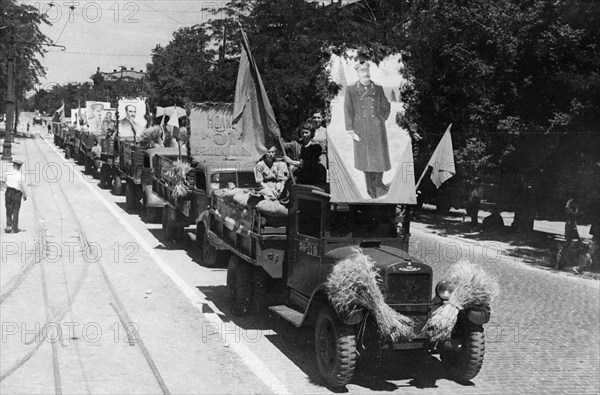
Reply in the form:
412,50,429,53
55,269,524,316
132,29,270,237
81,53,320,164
192,42,495,388
204,177,491,387
113,105,186,214
150,102,258,242
115,140,180,220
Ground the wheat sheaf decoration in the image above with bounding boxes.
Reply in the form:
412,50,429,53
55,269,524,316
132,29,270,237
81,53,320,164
326,249,415,342
423,261,499,342
166,160,191,199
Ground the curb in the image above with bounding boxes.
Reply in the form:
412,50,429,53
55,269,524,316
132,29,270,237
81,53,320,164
581,271,600,280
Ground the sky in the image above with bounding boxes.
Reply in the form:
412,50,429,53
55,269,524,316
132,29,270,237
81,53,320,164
25,0,354,90
28,0,231,88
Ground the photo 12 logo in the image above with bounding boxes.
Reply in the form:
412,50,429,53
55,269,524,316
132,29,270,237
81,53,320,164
34,1,140,24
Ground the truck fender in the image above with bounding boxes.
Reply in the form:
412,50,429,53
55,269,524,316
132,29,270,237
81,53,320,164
196,209,209,230
304,285,365,327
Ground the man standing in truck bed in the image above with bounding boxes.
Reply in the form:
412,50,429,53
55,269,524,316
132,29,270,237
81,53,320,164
344,60,391,198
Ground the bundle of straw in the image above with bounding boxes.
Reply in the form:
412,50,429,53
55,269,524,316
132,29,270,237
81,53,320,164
326,249,414,342
423,261,499,342
166,160,191,198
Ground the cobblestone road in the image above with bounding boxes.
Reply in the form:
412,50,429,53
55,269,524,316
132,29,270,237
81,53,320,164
409,229,600,394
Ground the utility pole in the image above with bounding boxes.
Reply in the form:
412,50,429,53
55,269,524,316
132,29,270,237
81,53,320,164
2,27,15,161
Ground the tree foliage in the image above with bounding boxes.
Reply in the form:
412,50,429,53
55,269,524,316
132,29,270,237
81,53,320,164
1,0,52,113
398,0,600,216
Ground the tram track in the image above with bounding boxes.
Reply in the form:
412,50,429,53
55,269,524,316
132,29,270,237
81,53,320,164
0,136,171,394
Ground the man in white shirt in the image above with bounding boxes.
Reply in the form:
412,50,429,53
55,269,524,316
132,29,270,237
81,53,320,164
4,159,28,233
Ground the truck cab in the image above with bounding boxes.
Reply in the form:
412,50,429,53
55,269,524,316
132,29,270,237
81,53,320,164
205,181,443,387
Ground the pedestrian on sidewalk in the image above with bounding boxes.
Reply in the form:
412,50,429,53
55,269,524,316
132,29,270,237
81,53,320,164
4,159,28,234
47,123,52,135
26,122,30,132
466,177,484,225
556,198,580,269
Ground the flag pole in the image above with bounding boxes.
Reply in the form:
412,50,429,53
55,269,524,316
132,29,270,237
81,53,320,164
415,165,429,191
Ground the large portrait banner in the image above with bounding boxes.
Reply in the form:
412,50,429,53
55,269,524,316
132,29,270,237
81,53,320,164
327,53,417,205
117,97,146,140
85,101,110,134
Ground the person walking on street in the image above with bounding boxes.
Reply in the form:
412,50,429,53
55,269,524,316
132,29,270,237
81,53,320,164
26,122,30,133
466,177,484,225
4,159,28,233
47,123,52,135
557,198,580,269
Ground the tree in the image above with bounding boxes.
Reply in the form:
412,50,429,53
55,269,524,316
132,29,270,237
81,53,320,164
146,25,215,107
398,0,600,225
1,0,52,114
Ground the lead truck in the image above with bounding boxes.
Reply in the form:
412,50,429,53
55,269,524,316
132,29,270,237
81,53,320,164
192,39,494,387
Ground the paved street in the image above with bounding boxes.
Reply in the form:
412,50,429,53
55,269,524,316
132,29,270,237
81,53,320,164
1,131,598,394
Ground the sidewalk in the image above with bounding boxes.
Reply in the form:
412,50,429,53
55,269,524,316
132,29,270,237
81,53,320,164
413,205,599,279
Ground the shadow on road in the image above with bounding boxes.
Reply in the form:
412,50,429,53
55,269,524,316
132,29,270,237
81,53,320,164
195,283,458,391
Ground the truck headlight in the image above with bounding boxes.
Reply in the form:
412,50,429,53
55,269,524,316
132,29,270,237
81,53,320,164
435,280,454,301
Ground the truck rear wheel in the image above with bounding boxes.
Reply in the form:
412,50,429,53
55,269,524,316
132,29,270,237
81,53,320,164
441,329,485,383
126,182,139,210
144,207,162,224
252,268,270,314
315,307,357,388
227,255,252,315
198,226,226,268
112,174,123,195
162,207,176,240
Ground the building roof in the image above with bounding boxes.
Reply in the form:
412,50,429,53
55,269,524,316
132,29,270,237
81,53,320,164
92,67,145,81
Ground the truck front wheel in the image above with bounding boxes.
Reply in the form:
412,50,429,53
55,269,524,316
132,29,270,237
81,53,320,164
441,329,485,383
198,226,226,268
112,174,123,195
227,255,252,315
315,307,357,388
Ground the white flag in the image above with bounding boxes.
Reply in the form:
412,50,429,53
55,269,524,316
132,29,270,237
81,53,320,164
167,106,179,128
427,124,455,188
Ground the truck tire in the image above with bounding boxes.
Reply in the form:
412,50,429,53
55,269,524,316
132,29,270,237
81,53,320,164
126,182,137,210
162,207,176,240
144,207,162,224
99,171,108,189
197,226,226,268
112,174,123,196
315,306,357,388
441,329,485,383
84,156,91,174
227,255,252,315
252,268,270,314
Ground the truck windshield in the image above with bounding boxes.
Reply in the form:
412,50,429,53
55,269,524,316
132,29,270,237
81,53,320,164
328,204,398,239
210,171,257,190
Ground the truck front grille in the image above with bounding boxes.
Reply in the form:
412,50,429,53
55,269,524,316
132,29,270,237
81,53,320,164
386,273,430,304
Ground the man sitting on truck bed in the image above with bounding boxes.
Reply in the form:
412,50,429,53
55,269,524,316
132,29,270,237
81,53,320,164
255,145,289,199
283,123,326,186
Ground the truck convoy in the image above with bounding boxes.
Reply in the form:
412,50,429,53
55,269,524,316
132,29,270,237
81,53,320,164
48,38,494,389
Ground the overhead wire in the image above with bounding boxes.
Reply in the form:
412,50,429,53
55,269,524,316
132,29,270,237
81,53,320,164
54,6,74,44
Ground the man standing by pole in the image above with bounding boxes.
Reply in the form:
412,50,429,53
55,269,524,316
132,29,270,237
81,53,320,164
4,159,28,233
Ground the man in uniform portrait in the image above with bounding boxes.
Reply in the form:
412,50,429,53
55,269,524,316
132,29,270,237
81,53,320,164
88,103,104,134
344,60,391,198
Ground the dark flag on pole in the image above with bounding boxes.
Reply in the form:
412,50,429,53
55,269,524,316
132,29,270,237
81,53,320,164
233,27,281,155
52,102,65,123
